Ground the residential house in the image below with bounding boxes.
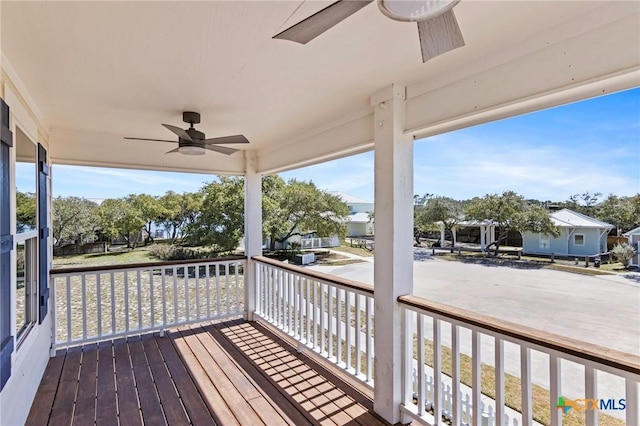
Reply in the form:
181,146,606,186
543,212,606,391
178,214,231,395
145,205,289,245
331,192,374,237
1,2,638,426
623,226,640,268
522,209,613,257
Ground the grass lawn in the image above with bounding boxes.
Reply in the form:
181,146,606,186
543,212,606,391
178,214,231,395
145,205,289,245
331,244,374,257
53,244,161,268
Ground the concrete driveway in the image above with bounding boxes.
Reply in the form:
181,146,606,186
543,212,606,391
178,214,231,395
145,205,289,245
312,254,640,355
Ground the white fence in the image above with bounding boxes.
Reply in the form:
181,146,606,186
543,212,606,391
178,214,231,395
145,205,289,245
399,295,640,426
413,369,526,426
253,256,375,387
50,257,246,349
300,236,340,250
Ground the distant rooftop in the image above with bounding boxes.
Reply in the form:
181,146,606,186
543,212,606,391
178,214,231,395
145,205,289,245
330,191,373,205
550,208,613,229
346,212,373,223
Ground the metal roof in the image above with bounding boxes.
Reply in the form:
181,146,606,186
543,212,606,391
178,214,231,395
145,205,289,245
550,209,613,229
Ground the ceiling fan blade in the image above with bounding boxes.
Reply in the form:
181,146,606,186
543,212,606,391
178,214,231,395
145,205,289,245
204,135,250,145
162,124,193,141
165,148,180,154
124,137,177,143
417,10,465,63
205,145,240,155
273,0,373,44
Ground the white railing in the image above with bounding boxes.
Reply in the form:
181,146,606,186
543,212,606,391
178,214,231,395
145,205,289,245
253,256,375,387
50,257,246,349
399,295,640,426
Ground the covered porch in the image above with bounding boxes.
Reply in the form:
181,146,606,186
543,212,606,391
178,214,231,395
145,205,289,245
1,1,640,425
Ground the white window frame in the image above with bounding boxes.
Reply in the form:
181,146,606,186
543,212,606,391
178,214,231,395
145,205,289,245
14,126,39,346
14,232,38,345
574,234,585,246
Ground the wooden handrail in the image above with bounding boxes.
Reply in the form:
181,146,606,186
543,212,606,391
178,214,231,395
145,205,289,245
50,255,247,275
252,255,374,295
399,294,640,376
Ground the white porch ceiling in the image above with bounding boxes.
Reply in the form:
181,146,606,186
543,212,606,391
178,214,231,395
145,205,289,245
1,1,639,174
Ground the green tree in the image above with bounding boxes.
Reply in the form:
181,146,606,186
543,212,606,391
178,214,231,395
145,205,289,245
186,177,244,253
96,198,146,248
564,191,602,216
129,194,163,245
262,175,287,249
414,195,464,246
465,191,560,255
264,178,349,250
52,196,99,245
16,190,36,233
596,193,640,234
156,191,189,244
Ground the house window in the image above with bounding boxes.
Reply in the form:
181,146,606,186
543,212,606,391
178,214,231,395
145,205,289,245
574,234,585,245
15,128,39,342
539,233,550,249
15,235,38,339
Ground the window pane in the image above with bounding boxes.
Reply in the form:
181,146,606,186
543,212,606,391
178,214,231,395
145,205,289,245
15,241,26,335
16,128,37,234
575,235,584,245
16,237,37,338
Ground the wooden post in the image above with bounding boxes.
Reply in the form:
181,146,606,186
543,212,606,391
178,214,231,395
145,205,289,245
585,256,589,268
372,84,413,424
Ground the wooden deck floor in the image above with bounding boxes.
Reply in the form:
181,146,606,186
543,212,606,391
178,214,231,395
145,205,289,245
26,319,389,426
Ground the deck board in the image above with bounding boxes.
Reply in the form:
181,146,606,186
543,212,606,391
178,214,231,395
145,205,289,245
113,339,142,426
128,336,166,425
25,350,65,426
72,343,98,426
26,319,390,426
95,340,118,426
142,335,190,425
48,347,82,425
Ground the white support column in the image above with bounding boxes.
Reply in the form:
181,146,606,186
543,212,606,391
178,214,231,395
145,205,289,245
244,150,261,321
440,224,445,248
480,225,486,251
372,84,413,424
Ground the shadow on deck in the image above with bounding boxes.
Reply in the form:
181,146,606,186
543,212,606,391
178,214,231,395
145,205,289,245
26,319,389,426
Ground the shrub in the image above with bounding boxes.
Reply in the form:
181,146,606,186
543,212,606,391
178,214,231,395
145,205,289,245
612,242,636,268
148,244,221,261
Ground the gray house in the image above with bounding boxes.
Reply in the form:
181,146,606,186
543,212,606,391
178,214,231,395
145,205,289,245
522,209,613,256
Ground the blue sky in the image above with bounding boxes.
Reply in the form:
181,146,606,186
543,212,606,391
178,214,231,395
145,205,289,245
18,88,639,202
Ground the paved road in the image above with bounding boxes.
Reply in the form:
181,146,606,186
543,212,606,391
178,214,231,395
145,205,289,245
313,254,640,355
309,253,640,418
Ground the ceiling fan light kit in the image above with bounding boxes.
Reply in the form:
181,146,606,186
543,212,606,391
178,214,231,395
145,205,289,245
273,0,465,63
377,0,460,22
178,145,206,155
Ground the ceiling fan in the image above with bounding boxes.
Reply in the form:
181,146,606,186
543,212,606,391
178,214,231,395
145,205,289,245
124,111,249,156
274,0,465,63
